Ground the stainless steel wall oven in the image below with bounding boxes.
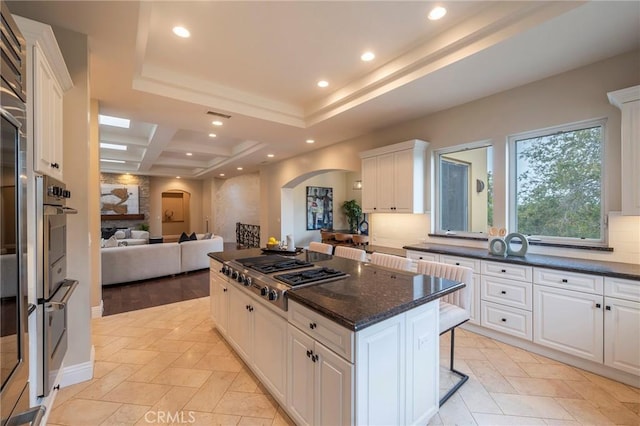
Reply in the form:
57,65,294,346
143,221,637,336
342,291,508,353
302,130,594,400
35,175,77,397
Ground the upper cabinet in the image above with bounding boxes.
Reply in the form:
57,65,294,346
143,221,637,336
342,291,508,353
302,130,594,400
359,140,429,213
608,85,640,216
14,16,73,181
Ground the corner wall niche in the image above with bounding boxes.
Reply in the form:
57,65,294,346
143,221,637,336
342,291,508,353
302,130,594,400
100,173,150,229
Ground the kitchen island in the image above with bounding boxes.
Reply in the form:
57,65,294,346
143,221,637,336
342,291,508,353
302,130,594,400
208,249,464,425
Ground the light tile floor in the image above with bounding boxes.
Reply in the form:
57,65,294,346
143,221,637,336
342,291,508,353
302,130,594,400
49,297,640,425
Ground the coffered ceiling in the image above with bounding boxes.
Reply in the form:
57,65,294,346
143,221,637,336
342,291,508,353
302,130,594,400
7,1,640,179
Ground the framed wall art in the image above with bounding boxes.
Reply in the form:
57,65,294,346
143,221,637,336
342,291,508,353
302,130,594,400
100,184,140,215
306,186,333,230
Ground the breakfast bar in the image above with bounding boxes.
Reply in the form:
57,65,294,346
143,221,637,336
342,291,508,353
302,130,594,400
209,249,464,425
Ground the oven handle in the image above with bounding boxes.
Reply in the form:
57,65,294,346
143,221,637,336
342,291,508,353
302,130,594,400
43,205,78,215
45,280,78,312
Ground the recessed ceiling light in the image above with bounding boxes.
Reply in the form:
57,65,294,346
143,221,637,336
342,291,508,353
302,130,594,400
186,152,193,156
219,173,225,177
361,51,375,62
212,120,223,126
267,154,274,158
98,114,130,128
100,142,127,151
100,159,126,163
172,26,190,38
306,139,315,144
428,6,447,20
317,80,329,88
208,133,217,138
176,176,181,179
237,167,243,171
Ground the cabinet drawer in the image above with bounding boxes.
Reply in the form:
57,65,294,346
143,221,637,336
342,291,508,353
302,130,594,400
534,268,603,295
440,255,480,272
481,261,532,282
605,277,640,302
405,250,439,262
288,301,354,362
481,276,532,311
481,301,532,341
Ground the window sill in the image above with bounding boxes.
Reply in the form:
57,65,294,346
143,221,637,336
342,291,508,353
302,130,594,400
428,233,614,252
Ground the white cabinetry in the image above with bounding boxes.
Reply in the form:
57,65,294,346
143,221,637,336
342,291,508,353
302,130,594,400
533,268,605,363
604,277,640,376
287,300,439,426
480,261,533,339
225,285,287,404
14,16,73,180
288,324,353,426
359,140,428,213
608,85,640,215
209,259,228,334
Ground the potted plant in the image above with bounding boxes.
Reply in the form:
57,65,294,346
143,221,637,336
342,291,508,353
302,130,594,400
342,200,362,233
138,223,149,232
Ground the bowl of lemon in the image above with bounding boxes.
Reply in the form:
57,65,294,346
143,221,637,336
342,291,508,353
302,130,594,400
266,237,280,249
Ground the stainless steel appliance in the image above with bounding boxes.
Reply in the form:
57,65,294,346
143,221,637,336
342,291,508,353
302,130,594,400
35,175,77,397
221,253,348,311
0,1,44,423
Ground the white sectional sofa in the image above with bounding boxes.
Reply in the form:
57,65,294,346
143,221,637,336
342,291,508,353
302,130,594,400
101,235,223,285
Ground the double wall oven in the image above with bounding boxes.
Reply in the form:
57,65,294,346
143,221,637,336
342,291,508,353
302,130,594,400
35,175,77,398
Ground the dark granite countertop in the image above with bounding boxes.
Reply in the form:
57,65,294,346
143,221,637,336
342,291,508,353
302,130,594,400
209,249,464,331
403,243,640,281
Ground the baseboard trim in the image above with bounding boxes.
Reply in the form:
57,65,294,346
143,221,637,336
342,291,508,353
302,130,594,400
463,323,640,387
91,300,103,318
60,345,95,388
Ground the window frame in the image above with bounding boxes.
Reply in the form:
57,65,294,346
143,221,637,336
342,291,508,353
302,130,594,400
433,140,493,238
507,118,607,247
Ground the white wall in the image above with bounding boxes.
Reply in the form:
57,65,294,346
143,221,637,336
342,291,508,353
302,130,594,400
213,173,260,243
56,25,94,377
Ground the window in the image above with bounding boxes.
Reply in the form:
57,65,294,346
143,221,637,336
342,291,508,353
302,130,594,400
509,119,605,245
435,142,493,236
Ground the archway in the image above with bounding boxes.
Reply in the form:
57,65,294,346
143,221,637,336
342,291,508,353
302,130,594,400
279,169,361,248
161,190,191,236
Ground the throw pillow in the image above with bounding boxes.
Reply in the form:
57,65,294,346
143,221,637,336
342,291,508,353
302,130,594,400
117,228,132,239
104,235,118,248
189,232,197,241
114,230,126,239
202,232,212,240
178,232,190,243
101,227,116,239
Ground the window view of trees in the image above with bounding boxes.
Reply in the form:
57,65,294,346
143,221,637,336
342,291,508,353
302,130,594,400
514,125,603,240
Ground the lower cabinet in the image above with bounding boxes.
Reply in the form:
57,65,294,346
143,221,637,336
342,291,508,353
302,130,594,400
226,285,287,404
604,296,640,376
533,285,603,363
288,325,353,426
209,260,229,334
287,300,439,426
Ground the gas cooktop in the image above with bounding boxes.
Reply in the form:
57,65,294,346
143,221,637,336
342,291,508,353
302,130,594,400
235,255,313,274
274,267,348,287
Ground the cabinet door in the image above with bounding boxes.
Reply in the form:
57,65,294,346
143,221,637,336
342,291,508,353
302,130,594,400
253,305,287,403
33,45,63,179
621,99,640,215
356,314,405,426
361,156,378,212
287,325,316,426
533,285,603,362
376,153,395,212
226,286,253,361
604,297,640,376
315,342,354,426
392,149,415,213
216,280,229,335
404,301,439,425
